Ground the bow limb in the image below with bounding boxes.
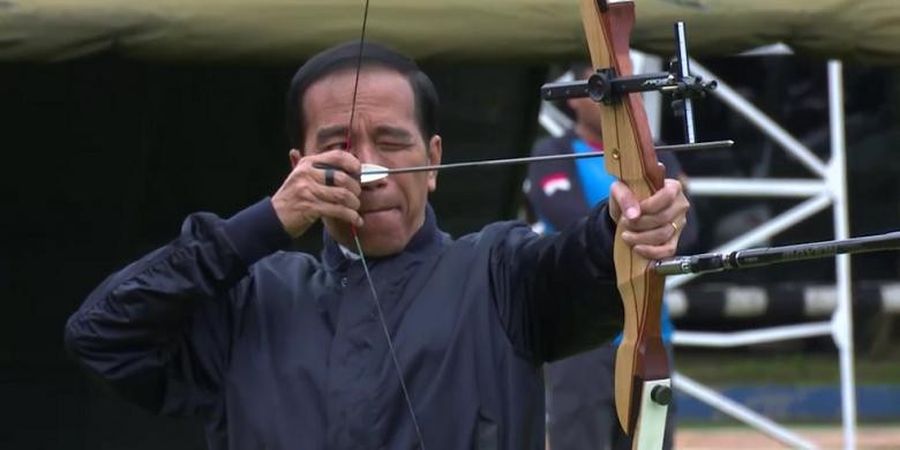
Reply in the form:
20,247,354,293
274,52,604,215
579,1,670,448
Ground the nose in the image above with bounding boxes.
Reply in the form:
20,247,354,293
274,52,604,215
350,139,387,189
360,163,389,185
362,171,388,191
350,137,376,163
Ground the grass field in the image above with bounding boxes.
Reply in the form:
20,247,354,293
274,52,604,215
674,348,900,385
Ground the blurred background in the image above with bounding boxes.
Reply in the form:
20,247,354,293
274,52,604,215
2,0,899,448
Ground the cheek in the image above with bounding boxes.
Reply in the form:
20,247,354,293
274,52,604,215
397,176,430,212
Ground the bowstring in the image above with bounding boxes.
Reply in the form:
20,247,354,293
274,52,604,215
346,1,426,448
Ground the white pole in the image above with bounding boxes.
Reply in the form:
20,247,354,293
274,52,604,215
827,59,857,450
672,372,818,449
686,178,827,197
692,61,829,178
673,322,831,348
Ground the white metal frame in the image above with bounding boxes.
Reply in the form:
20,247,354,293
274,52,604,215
536,54,856,449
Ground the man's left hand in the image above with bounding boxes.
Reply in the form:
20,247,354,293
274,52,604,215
609,179,689,260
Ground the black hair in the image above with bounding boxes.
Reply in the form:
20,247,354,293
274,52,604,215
285,41,440,151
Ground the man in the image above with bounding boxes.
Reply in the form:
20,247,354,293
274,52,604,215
65,42,689,450
526,62,698,450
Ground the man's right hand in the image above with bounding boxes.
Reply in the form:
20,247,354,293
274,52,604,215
272,150,363,238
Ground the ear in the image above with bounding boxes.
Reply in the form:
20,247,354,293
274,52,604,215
426,135,442,192
289,149,302,168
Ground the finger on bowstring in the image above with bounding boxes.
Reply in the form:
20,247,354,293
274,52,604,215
312,150,362,178
309,163,361,196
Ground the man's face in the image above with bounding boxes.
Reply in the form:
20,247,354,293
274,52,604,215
298,67,442,257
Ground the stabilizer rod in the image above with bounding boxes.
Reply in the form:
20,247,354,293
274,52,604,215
655,231,900,276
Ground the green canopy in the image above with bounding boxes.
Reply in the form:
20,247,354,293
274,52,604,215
2,0,899,65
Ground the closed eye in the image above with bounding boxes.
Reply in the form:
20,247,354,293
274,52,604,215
378,141,413,151
324,141,350,151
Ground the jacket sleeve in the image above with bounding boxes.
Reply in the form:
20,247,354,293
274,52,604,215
64,198,290,416
489,202,623,365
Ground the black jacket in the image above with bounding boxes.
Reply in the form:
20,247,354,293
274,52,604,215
65,198,623,450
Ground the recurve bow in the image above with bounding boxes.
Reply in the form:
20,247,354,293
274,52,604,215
579,1,672,449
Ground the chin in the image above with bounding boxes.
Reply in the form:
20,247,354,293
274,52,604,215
323,219,410,257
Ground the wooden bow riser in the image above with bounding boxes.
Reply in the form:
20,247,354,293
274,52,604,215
579,0,670,439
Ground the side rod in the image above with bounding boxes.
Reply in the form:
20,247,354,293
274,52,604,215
655,231,900,276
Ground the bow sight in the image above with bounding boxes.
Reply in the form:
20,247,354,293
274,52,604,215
540,22,716,144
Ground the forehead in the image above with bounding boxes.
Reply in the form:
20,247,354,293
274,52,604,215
301,67,416,129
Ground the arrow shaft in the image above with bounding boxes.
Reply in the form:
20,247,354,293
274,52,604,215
362,140,734,176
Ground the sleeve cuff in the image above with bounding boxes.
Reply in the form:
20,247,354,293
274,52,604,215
223,198,292,266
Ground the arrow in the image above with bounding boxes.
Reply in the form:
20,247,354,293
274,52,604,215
359,139,733,184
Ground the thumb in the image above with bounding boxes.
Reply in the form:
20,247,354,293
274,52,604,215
610,181,640,222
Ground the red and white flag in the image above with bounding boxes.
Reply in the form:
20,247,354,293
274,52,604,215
540,173,571,196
